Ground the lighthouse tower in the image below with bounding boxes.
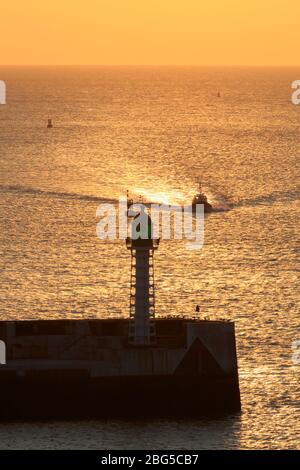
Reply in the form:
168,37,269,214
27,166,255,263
126,207,159,345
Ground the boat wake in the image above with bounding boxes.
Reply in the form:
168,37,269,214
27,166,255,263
0,185,116,204
232,188,300,209
1,184,298,212
200,186,300,212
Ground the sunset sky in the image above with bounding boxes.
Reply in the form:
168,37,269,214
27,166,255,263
1,0,299,65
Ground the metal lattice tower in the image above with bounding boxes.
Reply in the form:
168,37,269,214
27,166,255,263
126,210,159,345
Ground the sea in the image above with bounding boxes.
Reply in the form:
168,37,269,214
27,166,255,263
0,66,299,449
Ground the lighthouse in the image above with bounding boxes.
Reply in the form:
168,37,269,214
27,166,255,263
126,206,159,345
0,201,241,418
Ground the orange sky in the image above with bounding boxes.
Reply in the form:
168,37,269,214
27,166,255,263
1,0,299,65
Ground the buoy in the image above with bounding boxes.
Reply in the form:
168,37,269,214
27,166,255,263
47,119,53,129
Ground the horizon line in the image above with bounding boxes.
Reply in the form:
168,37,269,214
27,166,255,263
1,64,300,68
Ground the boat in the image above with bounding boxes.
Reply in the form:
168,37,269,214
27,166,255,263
47,119,53,129
192,182,213,213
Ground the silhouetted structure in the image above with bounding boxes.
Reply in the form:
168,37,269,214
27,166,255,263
0,212,241,419
126,208,159,345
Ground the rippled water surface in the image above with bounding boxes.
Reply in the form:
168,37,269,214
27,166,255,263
0,66,299,449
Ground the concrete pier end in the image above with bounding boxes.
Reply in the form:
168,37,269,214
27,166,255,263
0,318,240,419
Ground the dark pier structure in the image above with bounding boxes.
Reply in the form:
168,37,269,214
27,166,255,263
0,208,241,419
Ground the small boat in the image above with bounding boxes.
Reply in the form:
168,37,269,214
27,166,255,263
192,182,213,213
47,119,53,129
